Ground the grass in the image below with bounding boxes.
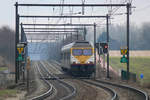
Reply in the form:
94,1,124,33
109,57,150,85
0,89,17,99
0,67,8,71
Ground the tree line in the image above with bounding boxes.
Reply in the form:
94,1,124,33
97,22,150,50
0,26,15,67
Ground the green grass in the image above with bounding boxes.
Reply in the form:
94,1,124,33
109,57,150,84
0,89,17,99
0,67,8,71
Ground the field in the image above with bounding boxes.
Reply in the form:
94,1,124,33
0,89,17,99
109,56,150,85
109,50,150,57
108,50,150,86
0,67,8,71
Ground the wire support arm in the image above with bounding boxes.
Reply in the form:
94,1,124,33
20,15,107,18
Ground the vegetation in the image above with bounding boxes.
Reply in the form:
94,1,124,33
0,67,8,71
0,26,15,62
0,89,17,99
97,22,150,50
109,57,150,84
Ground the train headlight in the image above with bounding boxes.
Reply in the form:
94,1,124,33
87,61,93,64
73,61,77,64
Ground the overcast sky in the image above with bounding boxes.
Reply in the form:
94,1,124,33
0,0,150,29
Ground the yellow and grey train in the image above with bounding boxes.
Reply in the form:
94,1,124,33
61,41,95,76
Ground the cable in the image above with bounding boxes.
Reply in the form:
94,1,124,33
98,0,128,27
55,0,65,24
69,6,74,24
109,0,128,16
134,4,150,12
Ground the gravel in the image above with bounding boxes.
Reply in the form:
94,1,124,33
64,79,110,100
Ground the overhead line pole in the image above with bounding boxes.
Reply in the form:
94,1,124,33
20,23,26,83
94,23,96,79
77,30,79,40
15,2,19,83
84,26,87,40
106,14,110,78
127,3,131,80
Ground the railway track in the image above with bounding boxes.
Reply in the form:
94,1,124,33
51,60,149,100
93,79,149,100
29,62,54,100
40,61,76,100
82,79,149,100
49,61,117,100
82,80,118,100
48,61,118,100
48,61,112,100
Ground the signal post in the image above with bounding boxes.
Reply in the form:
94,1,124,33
120,47,129,80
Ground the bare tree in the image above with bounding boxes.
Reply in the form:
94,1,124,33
0,26,15,70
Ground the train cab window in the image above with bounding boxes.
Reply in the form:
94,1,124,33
72,49,82,56
83,49,92,56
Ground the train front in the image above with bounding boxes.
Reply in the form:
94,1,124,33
70,47,95,76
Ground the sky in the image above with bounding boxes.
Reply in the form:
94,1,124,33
0,0,150,29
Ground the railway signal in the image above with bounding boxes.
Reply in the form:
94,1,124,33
17,43,24,61
120,47,128,63
16,42,27,61
103,43,108,54
96,42,108,54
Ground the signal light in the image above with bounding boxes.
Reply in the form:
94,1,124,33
101,43,108,54
105,45,108,48
96,42,108,54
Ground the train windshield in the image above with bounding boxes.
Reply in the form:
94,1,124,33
83,49,92,56
72,49,82,56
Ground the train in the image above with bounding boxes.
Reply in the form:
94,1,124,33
61,40,95,76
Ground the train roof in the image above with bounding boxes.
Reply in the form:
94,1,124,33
73,41,92,47
61,41,93,51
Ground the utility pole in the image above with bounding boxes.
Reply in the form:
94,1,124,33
84,26,86,40
106,14,110,78
27,57,30,93
15,2,19,83
127,3,131,80
77,30,79,40
21,23,23,42
63,35,64,45
94,23,96,78
82,0,85,15
71,32,72,42
66,33,67,44
21,23,24,82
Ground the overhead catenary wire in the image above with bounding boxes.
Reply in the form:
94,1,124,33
55,0,65,24
133,3,150,12
98,0,128,28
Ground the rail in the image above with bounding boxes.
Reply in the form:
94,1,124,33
30,63,54,100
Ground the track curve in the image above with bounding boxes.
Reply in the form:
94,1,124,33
29,62,54,100
40,61,76,100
